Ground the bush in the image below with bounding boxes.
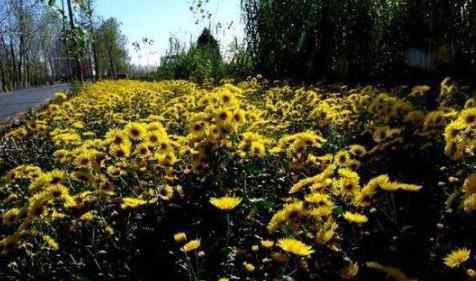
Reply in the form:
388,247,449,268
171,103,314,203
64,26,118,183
155,29,226,83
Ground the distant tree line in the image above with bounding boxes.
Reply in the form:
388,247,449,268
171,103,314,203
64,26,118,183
154,27,254,83
0,0,129,92
150,0,254,83
242,0,476,83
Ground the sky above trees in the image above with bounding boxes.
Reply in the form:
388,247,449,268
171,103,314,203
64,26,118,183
95,0,244,66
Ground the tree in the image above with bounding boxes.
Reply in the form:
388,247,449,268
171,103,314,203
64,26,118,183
65,0,83,81
95,18,129,78
87,0,99,80
0,0,70,91
0,0,132,91
242,0,476,81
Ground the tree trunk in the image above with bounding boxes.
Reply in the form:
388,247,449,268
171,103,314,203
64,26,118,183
48,53,55,81
9,37,17,89
66,0,83,82
61,0,72,80
87,0,100,80
18,0,25,88
0,35,8,91
471,0,476,76
108,46,115,78
25,53,30,87
92,37,100,80
318,1,332,77
0,55,6,92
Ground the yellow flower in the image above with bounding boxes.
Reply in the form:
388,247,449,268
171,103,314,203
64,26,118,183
210,196,242,211
343,211,368,224
27,193,50,218
218,278,230,281
267,201,304,232
125,122,147,140
250,141,266,158
181,239,201,252
156,152,177,167
304,192,331,205
467,268,476,278
80,211,94,222
215,109,232,124
340,262,359,279
174,232,187,243
42,235,59,251
379,181,400,191
444,248,471,268
277,238,314,256
46,184,69,199
63,195,77,208
105,226,114,236
232,109,245,123
106,129,129,146
51,210,65,221
110,143,131,158
243,262,256,272
461,108,476,125
260,240,274,249
463,174,476,195
54,92,67,100
366,261,410,280
146,131,162,145
336,177,360,195
121,197,146,209
395,183,422,192
309,206,333,219
159,185,175,201
53,149,69,163
349,144,367,157
2,208,21,225
335,150,351,166
409,85,431,97
191,121,206,135
48,169,65,185
105,165,122,178
135,143,151,158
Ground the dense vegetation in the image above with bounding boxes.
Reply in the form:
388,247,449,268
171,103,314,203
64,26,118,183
154,28,254,83
242,0,476,81
0,0,129,91
1,78,476,280
3,0,475,89
1,1,476,280
154,0,476,84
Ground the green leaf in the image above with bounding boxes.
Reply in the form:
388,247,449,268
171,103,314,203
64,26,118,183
334,206,344,216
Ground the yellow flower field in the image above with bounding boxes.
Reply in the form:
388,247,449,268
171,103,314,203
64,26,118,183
0,78,475,280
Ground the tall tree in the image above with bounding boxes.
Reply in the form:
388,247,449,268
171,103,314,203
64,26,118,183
86,0,100,80
66,0,83,81
242,0,475,81
96,18,129,78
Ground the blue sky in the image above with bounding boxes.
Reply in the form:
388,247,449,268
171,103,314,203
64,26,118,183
95,0,244,66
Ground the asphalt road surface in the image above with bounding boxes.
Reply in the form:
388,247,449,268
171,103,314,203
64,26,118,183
0,84,69,122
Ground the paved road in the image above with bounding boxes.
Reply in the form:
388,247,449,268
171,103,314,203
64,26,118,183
0,84,69,122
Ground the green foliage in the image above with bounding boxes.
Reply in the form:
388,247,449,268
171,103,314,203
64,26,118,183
224,39,255,79
242,0,476,81
70,80,84,96
95,18,129,78
155,29,225,83
155,29,256,83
